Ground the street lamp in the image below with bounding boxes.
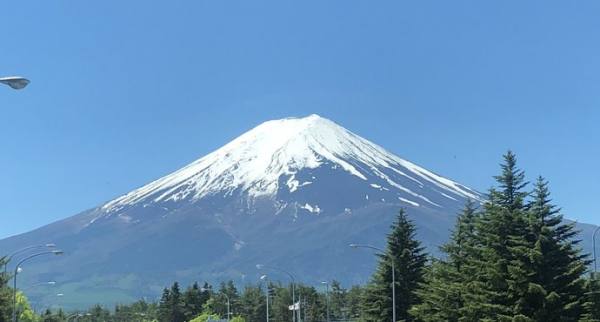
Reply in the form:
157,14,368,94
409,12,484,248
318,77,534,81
12,250,64,322
350,243,396,322
4,244,57,274
256,264,297,322
321,281,330,322
0,76,29,90
23,281,57,291
260,275,269,322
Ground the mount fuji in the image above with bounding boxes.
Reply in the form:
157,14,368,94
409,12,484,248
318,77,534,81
1,114,594,308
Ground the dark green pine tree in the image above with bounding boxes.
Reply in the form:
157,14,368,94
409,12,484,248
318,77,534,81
329,280,347,320
346,285,364,320
270,283,293,322
514,177,588,321
462,151,531,321
200,282,211,307
457,152,589,322
170,282,186,322
158,282,186,322
40,309,60,322
361,209,427,322
581,275,600,322
453,193,502,321
158,287,172,322
239,284,266,322
410,201,479,322
183,282,206,320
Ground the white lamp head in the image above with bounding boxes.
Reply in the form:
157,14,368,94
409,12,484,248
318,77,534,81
0,76,30,90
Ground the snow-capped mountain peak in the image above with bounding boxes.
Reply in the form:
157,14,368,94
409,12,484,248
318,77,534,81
102,114,479,212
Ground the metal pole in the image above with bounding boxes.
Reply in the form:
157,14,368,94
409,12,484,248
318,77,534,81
227,295,231,322
322,282,330,322
261,275,269,322
349,244,396,322
594,226,600,275
293,283,296,322
327,283,330,322
391,259,396,322
298,293,301,322
303,297,306,322
297,292,302,322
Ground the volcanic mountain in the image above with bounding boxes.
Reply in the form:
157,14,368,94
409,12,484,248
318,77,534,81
1,114,594,308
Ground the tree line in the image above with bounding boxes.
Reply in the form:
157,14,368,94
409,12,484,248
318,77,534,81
2,151,600,321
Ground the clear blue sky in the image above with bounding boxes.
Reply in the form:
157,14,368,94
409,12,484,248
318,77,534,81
1,1,599,239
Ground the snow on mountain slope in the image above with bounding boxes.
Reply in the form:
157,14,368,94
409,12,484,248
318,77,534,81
102,114,480,213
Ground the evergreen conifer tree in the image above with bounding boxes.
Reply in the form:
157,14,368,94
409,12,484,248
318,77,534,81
158,287,172,322
361,209,427,322
435,152,589,322
410,201,478,322
329,280,346,320
514,177,588,321
239,284,266,322
158,282,186,322
183,282,205,320
462,151,531,320
581,275,600,322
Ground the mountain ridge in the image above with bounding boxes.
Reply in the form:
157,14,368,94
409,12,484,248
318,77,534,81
1,114,594,310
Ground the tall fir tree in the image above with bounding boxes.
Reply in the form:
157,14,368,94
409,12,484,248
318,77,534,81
430,152,590,322
514,177,588,321
238,284,266,322
158,282,186,322
329,280,347,320
410,201,479,322
361,209,427,322
183,282,208,320
463,151,531,321
346,285,364,320
270,283,293,322
581,275,600,322
158,287,171,321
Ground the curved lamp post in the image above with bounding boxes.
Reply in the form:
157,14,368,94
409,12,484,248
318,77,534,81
4,244,57,274
256,264,297,322
0,76,29,90
23,281,56,291
350,243,396,322
594,226,600,276
260,275,269,322
12,250,64,322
